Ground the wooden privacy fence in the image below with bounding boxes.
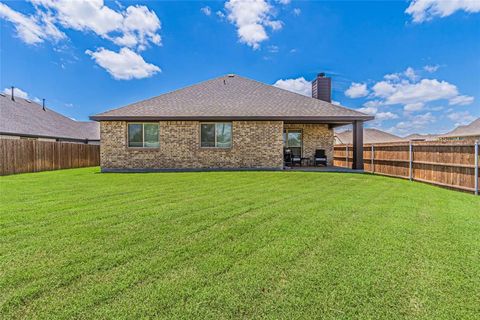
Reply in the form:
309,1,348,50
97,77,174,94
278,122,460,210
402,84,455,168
334,141,479,194
0,139,100,176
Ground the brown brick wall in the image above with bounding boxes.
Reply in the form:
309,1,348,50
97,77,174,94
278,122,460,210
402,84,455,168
283,123,334,165
100,121,284,170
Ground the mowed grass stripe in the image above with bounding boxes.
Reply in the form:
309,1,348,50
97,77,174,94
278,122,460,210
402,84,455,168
10,185,326,318
1,171,322,314
0,167,479,319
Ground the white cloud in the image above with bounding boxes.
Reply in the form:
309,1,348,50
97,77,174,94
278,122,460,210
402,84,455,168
85,47,160,80
3,87,29,99
372,81,396,98
384,73,401,82
363,100,383,108
31,0,123,35
423,64,439,73
216,10,226,18
267,45,279,53
376,112,399,121
449,95,474,106
357,106,378,115
2,1,163,80
273,77,311,96
29,0,162,51
345,82,369,98
404,67,418,81
225,0,282,49
276,0,291,4
373,79,459,105
384,67,418,82
201,6,212,16
369,67,474,113
354,67,475,134
392,112,436,134
293,8,301,16
447,111,476,126
356,104,398,124
118,5,162,50
406,0,480,23
0,2,65,44
404,102,425,112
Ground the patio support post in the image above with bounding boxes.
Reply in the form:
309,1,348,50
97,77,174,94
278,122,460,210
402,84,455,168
352,120,364,170
475,140,478,195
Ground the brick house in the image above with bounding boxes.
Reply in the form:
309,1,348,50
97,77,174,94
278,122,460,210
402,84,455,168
90,74,373,172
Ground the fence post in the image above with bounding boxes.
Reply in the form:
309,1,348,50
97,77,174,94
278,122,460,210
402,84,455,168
371,144,374,173
346,145,349,168
475,140,479,196
409,142,413,181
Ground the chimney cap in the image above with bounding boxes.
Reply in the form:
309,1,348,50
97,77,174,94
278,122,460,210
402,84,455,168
318,72,326,78
227,74,235,78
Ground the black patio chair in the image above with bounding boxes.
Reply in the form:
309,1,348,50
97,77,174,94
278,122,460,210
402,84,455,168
314,149,327,166
291,149,302,166
292,155,302,166
284,149,293,166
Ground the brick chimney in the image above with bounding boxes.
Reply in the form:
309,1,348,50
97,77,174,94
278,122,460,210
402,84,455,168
312,73,331,103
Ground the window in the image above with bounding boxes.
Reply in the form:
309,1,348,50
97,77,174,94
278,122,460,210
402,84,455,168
128,123,159,148
200,123,232,148
283,129,302,156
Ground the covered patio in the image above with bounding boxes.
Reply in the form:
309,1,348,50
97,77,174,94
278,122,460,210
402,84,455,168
283,119,367,170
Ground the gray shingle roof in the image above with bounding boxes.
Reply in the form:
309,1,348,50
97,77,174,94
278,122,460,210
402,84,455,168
91,75,373,122
440,118,480,138
335,128,404,144
0,94,99,141
404,133,439,141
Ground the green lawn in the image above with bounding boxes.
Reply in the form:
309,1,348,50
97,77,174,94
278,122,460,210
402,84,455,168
1,167,479,319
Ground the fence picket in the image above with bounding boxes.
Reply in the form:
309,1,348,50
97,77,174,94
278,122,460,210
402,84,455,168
334,141,478,193
0,139,100,176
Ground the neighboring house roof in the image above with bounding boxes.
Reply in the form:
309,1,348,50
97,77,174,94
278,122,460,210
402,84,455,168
335,128,404,144
0,94,99,141
439,118,480,138
404,133,439,141
91,74,373,122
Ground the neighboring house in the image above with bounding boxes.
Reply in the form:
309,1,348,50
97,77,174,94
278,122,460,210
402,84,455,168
0,91,99,144
439,118,480,142
91,74,373,172
404,133,439,142
335,128,403,145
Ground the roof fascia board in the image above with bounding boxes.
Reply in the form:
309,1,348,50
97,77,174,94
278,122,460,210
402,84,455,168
89,115,375,122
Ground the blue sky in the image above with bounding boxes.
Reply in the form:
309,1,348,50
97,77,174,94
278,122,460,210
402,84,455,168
1,0,479,136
